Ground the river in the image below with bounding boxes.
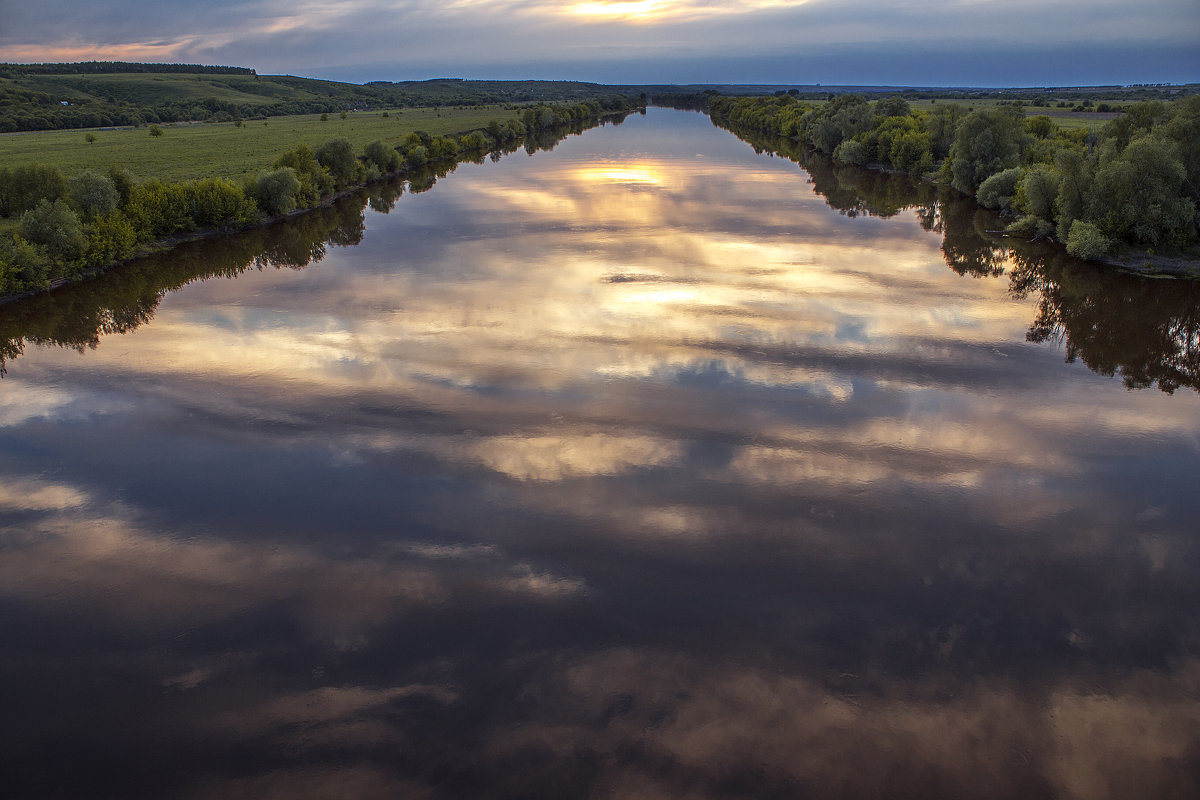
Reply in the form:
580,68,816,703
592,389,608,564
1,108,1198,799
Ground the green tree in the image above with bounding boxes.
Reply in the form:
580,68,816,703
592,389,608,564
187,178,258,229
1016,164,1060,223
1052,148,1093,241
67,171,120,219
0,165,67,217
1024,115,1054,139
363,140,400,173
315,138,358,187
948,108,1025,193
19,199,87,264
1066,220,1109,260
833,139,867,165
253,168,301,216
975,166,1022,210
1090,135,1196,247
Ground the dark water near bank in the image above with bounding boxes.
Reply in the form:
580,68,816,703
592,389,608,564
1,109,1198,799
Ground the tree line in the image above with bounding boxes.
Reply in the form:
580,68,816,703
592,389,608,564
0,62,256,77
680,93,1199,264
0,97,643,299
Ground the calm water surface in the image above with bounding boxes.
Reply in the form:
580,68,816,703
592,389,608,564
1,109,1198,799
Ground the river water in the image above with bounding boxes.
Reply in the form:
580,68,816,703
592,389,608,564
1,108,1198,799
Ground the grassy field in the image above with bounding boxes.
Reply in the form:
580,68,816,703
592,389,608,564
905,98,1116,131
0,106,522,182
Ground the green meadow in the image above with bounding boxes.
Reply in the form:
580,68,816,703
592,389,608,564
904,98,1118,131
0,107,520,182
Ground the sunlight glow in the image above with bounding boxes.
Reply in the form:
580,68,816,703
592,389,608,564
565,0,812,23
575,166,664,185
570,1,665,20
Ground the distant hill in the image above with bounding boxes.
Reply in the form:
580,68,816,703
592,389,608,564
1,62,1195,133
0,64,644,133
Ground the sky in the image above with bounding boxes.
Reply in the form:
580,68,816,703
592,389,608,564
1,0,1198,87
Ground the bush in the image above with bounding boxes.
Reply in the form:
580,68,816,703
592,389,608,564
68,171,120,219
0,234,53,291
1016,164,1059,222
19,199,87,264
428,136,458,161
125,180,195,239
833,139,867,165
363,140,400,173
0,165,67,217
458,132,490,152
148,124,163,137
1006,214,1054,238
404,145,428,168
187,178,258,229
1066,220,1109,260
315,138,358,187
889,130,933,172
83,210,138,268
253,168,301,216
975,167,1023,210
274,145,335,205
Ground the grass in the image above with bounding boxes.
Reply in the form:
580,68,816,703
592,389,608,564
0,107,522,182
906,98,1117,131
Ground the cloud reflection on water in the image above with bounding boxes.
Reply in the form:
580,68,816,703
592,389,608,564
0,110,1197,798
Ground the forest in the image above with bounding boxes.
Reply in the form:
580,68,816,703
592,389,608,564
690,93,1199,267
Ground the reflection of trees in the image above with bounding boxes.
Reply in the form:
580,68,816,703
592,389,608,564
0,118,625,374
1010,252,1200,393
0,194,371,370
715,115,1200,394
927,190,1009,278
710,122,934,219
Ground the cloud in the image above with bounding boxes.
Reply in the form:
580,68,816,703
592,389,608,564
0,0,1196,83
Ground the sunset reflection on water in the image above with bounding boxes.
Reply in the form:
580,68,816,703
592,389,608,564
0,109,1197,799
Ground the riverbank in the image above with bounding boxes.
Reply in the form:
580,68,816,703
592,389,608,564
680,94,1200,279
0,100,644,302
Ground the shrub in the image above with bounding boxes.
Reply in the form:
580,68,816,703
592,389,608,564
1016,164,1060,222
68,171,120,219
187,178,258,229
19,199,87,265
315,138,358,187
363,140,400,173
0,234,53,291
428,136,458,161
1066,220,1109,260
0,165,67,217
148,124,163,137
404,145,428,168
253,168,301,216
83,210,138,268
975,167,1023,210
833,139,867,165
